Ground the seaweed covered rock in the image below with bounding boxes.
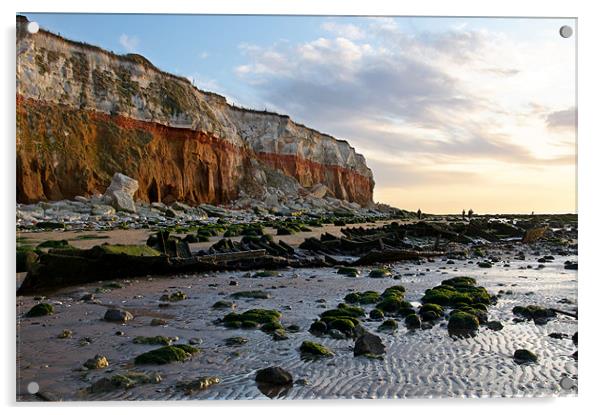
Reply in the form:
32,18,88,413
25,303,54,317
88,371,162,393
337,267,360,277
309,320,328,335
17,247,38,273
421,277,491,306
222,309,282,331
368,268,392,278
354,332,385,356
447,311,479,337
134,345,199,365
369,309,385,320
404,313,421,329
375,286,409,315
300,341,334,357
377,319,398,332
419,303,444,320
344,291,380,305
212,300,235,309
512,305,556,322
230,290,271,299
255,366,293,386
513,349,538,364
321,303,365,319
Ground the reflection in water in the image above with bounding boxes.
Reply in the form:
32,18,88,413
256,382,292,399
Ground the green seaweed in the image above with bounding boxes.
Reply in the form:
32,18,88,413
300,341,334,357
25,303,54,317
134,345,199,365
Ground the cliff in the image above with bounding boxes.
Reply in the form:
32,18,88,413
16,16,374,207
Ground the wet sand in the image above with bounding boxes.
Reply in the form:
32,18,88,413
16,239,577,400
17,220,398,251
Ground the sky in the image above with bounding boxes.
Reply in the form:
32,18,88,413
21,13,577,214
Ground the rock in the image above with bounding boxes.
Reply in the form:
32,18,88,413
354,332,385,356
177,376,220,393
188,337,202,345
134,345,199,365
91,204,116,216
486,321,504,331
212,300,235,309
308,183,329,199
378,319,398,332
103,173,139,213
369,309,385,320
300,341,334,357
272,329,289,341
328,329,346,339
133,336,176,346
160,291,187,302
80,293,96,301
103,309,133,323
404,314,421,329
25,303,54,317
150,318,167,326
447,311,479,337
572,332,578,345
84,355,109,370
224,336,248,346
513,349,538,364
309,320,328,335
58,329,73,339
368,268,392,278
255,366,293,386
337,267,360,277
88,372,162,393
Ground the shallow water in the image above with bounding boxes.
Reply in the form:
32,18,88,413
16,245,577,401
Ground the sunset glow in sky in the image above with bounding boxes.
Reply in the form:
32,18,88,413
24,14,577,213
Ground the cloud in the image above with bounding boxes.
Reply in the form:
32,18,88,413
321,22,365,40
199,51,209,59
119,34,139,53
546,107,577,130
233,19,575,211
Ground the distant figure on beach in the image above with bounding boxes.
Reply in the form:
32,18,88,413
468,209,474,219
462,209,466,219
417,209,422,219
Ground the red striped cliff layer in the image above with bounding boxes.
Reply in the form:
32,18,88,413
16,16,374,206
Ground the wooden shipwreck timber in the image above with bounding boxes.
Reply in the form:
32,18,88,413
17,219,557,295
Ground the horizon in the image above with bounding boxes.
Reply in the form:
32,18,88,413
20,13,577,214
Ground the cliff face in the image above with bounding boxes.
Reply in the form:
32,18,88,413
16,16,374,206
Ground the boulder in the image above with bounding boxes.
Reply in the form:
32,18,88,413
255,366,293,386
104,308,133,323
513,349,538,364
308,183,329,199
84,355,109,370
103,173,138,213
354,332,385,356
